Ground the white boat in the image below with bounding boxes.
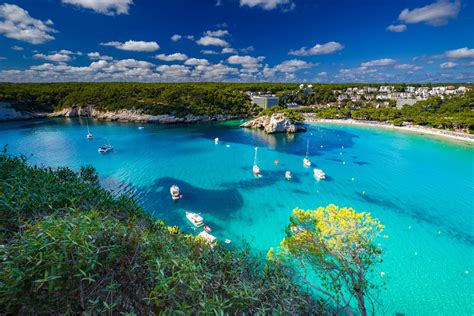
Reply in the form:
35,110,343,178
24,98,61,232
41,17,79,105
170,185,181,200
214,137,219,144
86,118,93,139
186,211,204,227
87,132,93,139
138,126,145,130
98,144,113,153
198,231,217,246
253,147,261,176
303,139,311,167
285,171,292,180
314,168,326,180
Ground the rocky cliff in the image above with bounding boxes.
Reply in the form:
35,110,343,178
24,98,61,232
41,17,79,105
240,113,306,134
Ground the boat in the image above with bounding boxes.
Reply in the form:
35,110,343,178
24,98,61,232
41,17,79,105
214,137,219,144
314,168,326,180
253,147,261,176
224,239,231,244
204,225,212,233
303,139,311,167
138,126,144,130
170,185,181,200
98,143,113,153
285,171,292,180
86,118,93,139
186,211,204,227
198,231,217,246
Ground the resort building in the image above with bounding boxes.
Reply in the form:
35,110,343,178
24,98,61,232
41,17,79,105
251,95,279,109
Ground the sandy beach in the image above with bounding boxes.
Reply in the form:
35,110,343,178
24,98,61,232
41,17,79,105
305,117,474,144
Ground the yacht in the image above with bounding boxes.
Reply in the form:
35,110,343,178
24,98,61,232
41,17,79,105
285,171,292,180
170,185,181,200
303,139,311,167
214,137,219,144
98,144,113,153
253,147,261,176
86,118,93,139
314,168,326,180
186,211,204,227
198,231,217,246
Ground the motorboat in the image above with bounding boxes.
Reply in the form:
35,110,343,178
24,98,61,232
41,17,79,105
98,144,113,153
214,137,219,144
170,185,181,200
87,132,93,140
314,168,326,180
253,147,261,177
86,118,93,139
186,211,204,227
198,231,216,246
303,139,311,167
285,171,292,180
138,126,145,130
204,225,212,233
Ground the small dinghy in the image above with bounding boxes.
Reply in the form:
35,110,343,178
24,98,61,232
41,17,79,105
285,171,292,180
253,147,261,177
170,185,181,200
303,139,311,167
214,137,219,144
186,211,204,227
204,225,212,233
314,168,326,180
98,144,113,153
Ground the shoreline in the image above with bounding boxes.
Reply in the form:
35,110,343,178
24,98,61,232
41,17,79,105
305,118,474,144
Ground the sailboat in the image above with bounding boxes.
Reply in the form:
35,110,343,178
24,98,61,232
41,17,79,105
253,147,261,177
303,139,311,167
86,118,93,139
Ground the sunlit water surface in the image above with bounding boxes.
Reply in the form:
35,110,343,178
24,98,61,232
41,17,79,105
1,118,473,315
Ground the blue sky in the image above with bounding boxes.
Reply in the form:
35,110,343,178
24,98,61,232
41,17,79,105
0,0,473,83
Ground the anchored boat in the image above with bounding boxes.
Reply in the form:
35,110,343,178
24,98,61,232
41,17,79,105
303,139,311,167
285,171,292,180
253,147,261,177
314,168,326,180
170,185,181,200
186,211,204,227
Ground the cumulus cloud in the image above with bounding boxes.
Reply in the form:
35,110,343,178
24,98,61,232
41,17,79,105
170,34,182,42
263,59,315,78
11,45,23,51
240,0,294,10
33,53,71,62
0,3,56,44
386,24,407,32
196,36,229,47
398,0,460,26
361,58,396,67
440,61,457,68
395,64,422,70
201,47,237,54
101,40,159,52
156,64,191,80
87,52,113,61
62,0,133,16
227,55,264,69
289,41,344,56
154,53,188,62
445,47,474,59
204,29,229,37
184,58,210,66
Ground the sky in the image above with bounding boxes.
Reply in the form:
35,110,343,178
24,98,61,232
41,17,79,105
0,0,473,83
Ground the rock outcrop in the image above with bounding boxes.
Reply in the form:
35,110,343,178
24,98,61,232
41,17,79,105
240,113,306,134
48,107,244,124
0,102,40,121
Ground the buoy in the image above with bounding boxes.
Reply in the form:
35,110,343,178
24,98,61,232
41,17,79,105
380,272,385,277
362,191,366,195
414,252,418,256
274,160,279,166
437,230,441,235
340,152,342,155
351,177,355,181
342,161,346,165
320,145,324,148
342,146,344,149
465,270,469,275
226,144,230,148
408,225,412,230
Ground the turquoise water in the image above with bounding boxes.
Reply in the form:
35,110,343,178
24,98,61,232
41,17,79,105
1,118,473,315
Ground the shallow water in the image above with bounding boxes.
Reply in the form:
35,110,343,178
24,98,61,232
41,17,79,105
1,118,473,315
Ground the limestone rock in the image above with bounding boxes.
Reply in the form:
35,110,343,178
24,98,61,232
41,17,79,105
240,113,306,134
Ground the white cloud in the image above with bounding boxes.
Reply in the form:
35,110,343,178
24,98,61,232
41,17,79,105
289,41,344,56
0,3,56,44
263,59,315,78
201,50,219,55
398,0,460,26
0,57,7,60
318,72,328,76
185,35,195,40
33,53,71,62
227,55,264,69
240,46,255,53
395,64,422,70
440,61,457,68
87,52,113,61
386,24,407,32
361,58,396,67
196,36,229,47
101,40,160,52
201,47,237,54
193,63,239,80
154,53,188,62
62,0,133,16
171,34,182,42
184,58,210,66
156,64,191,80
240,0,293,10
445,47,474,59
204,29,229,37
11,45,23,51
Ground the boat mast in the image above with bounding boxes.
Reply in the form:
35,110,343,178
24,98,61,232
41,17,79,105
254,147,258,166
305,139,309,158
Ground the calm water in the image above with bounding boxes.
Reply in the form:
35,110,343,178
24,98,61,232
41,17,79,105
1,118,473,315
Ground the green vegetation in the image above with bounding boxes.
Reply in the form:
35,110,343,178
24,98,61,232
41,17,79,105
259,105,305,122
269,205,385,316
0,149,320,314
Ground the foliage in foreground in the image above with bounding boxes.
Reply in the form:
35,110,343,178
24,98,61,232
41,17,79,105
269,205,386,316
0,151,319,314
